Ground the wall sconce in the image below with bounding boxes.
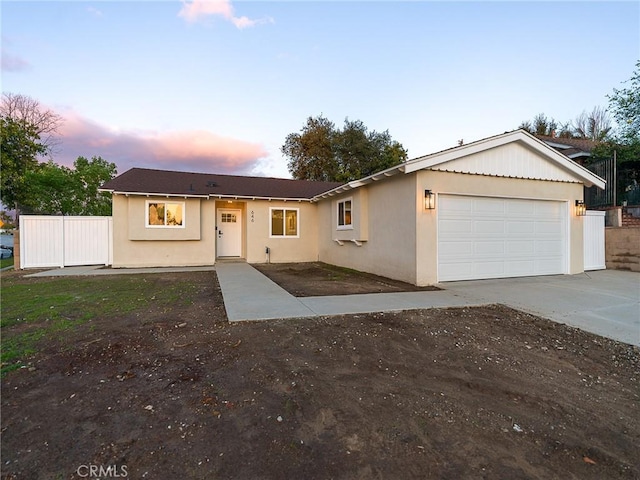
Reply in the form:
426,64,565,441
424,190,436,210
575,200,586,216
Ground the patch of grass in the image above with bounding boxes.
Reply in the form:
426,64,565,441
1,274,201,375
0,257,14,269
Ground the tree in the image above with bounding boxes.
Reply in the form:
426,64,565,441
0,93,63,155
283,115,408,182
519,113,561,136
0,116,45,211
21,161,75,215
572,106,612,141
607,60,640,143
283,116,337,182
1,93,63,215
71,156,117,215
21,157,117,216
0,211,16,229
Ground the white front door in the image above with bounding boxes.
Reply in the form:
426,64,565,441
438,195,567,281
217,209,242,257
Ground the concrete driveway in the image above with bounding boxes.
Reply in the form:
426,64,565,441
441,270,640,347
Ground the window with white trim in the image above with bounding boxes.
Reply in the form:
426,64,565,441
337,198,352,229
270,208,299,237
146,201,185,228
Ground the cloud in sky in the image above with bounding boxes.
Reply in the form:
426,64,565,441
55,109,268,175
178,0,273,28
1,49,30,72
86,6,103,18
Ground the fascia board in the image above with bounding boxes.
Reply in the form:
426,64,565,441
404,131,605,189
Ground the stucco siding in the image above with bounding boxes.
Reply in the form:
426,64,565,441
245,200,319,263
112,195,216,268
318,174,418,284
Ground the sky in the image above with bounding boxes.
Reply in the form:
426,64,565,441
2,0,639,179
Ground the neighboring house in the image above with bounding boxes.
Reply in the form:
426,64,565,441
100,130,605,285
535,134,598,165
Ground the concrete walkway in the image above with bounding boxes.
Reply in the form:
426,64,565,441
216,263,640,347
215,262,474,321
25,265,216,277
443,270,640,347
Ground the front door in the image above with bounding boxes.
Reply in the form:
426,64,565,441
217,209,242,257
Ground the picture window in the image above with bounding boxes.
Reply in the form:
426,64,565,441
146,201,185,228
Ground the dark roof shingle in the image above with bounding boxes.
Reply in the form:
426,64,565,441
101,168,343,200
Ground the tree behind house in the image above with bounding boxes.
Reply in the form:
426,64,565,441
283,115,408,182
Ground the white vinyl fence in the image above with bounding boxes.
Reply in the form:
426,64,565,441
19,216,112,269
583,210,606,271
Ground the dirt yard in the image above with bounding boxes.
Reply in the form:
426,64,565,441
252,262,439,296
1,268,639,479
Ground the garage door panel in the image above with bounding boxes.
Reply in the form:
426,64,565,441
507,221,535,234
474,198,505,215
536,240,563,254
438,195,567,281
440,196,473,213
536,220,562,235
440,241,473,256
474,241,505,255
439,219,473,234
475,220,505,234
536,258,564,274
505,260,536,276
473,261,506,277
506,240,535,255
507,202,536,216
442,262,473,278
535,201,563,217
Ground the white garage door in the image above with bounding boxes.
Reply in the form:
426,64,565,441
438,195,567,282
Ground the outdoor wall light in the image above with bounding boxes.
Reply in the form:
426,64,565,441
424,190,436,210
575,200,586,216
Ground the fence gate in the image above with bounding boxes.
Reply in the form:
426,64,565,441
583,211,605,271
19,216,113,269
584,157,615,208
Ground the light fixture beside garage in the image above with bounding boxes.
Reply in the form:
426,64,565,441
575,200,586,216
424,190,436,210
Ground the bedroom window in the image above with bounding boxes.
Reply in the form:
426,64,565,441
337,198,352,229
270,208,299,237
146,201,185,228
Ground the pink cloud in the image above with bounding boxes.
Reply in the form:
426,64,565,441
178,0,273,28
54,109,268,175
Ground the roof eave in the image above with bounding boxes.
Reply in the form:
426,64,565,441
311,164,405,201
99,189,313,202
403,130,606,189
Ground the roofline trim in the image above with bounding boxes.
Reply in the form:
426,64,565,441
100,189,314,202
313,130,605,200
209,194,311,202
101,190,209,199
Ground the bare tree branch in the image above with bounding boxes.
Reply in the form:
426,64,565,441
0,92,64,156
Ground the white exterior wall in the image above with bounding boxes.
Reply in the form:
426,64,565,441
583,210,606,271
19,215,112,269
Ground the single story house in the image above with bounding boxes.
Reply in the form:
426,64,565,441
100,130,605,285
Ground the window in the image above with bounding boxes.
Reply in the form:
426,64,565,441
270,208,298,237
337,198,352,229
146,201,185,228
221,212,237,223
